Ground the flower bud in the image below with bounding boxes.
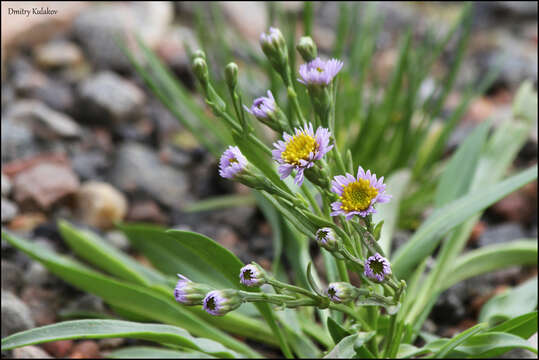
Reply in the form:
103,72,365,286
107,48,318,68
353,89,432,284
203,289,243,316
326,282,360,303
297,36,318,62
364,253,392,282
192,49,206,61
174,274,212,305
239,263,266,287
260,28,288,74
192,57,209,87
225,62,239,90
316,227,339,252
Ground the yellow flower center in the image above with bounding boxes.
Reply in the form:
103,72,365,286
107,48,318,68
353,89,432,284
316,67,324,72
281,133,317,166
229,157,238,164
340,179,378,212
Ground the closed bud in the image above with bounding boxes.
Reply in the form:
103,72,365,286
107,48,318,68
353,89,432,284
297,36,317,62
239,263,266,287
174,274,212,306
203,289,243,316
193,57,209,86
225,62,239,90
192,49,206,61
260,28,288,73
326,282,360,303
316,227,339,252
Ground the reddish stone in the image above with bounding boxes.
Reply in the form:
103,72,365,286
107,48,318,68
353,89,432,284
216,226,239,248
70,341,100,359
468,221,487,245
8,212,47,232
126,200,168,224
20,287,60,326
1,153,68,177
42,340,74,358
12,162,79,209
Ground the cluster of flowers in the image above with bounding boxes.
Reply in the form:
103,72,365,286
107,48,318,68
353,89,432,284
175,27,399,317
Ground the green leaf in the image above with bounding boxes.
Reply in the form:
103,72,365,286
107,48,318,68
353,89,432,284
454,332,538,358
489,311,538,339
184,194,256,213
58,220,167,286
479,276,538,323
109,346,214,359
392,165,537,279
323,332,375,358
372,169,411,256
0,320,239,358
430,322,487,358
0,230,260,357
442,240,538,290
434,120,490,208
396,344,430,358
327,317,352,344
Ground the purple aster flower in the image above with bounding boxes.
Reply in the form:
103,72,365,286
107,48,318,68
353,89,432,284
298,57,344,86
203,289,242,316
219,146,248,179
330,166,391,220
272,123,333,186
239,263,266,287
326,282,359,303
174,274,209,305
244,90,276,119
364,253,392,282
316,227,338,251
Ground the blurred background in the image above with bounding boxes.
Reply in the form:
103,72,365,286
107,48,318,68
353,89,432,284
1,1,537,358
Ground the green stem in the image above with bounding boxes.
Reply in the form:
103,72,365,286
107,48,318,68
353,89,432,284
267,279,320,301
329,304,371,331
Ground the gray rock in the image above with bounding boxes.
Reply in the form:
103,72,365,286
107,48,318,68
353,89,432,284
63,294,105,315
1,291,35,338
71,150,109,181
1,118,36,162
12,346,52,359
73,2,173,69
109,143,190,210
7,100,81,138
77,71,145,125
209,205,256,231
1,172,12,196
1,197,18,223
34,41,84,69
478,223,528,247
431,281,467,325
24,262,55,287
1,260,23,292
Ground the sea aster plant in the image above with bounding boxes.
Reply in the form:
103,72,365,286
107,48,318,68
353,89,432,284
298,57,344,86
219,146,248,179
239,263,265,287
330,166,391,219
272,123,333,186
364,253,392,282
203,289,242,316
244,90,276,120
